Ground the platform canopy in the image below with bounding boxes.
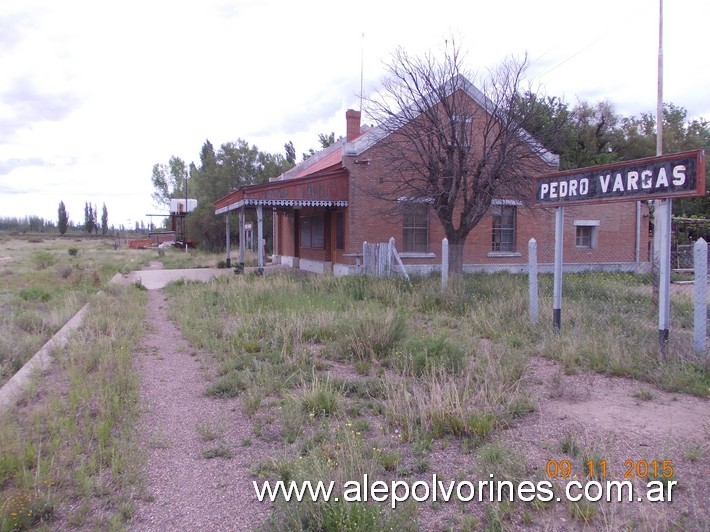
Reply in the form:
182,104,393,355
214,171,348,215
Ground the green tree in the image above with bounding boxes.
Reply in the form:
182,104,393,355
84,202,95,234
101,203,108,235
57,201,68,236
284,141,296,165
318,132,336,148
151,156,187,209
187,139,293,251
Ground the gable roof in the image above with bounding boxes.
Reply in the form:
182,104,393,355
343,74,559,167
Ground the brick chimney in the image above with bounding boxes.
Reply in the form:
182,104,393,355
346,109,362,141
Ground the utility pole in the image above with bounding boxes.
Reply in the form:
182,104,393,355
655,0,670,355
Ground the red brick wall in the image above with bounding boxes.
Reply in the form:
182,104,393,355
273,94,649,269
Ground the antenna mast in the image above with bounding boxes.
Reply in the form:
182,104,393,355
360,32,364,111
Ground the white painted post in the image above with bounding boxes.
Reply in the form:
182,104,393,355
528,238,539,324
257,205,264,273
553,207,564,331
225,214,231,268
441,238,449,292
389,237,411,285
694,238,707,356
658,199,671,354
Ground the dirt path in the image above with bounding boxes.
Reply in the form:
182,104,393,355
130,290,269,531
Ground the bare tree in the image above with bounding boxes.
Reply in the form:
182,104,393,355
365,42,558,273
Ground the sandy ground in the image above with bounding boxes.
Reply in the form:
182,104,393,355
126,267,709,530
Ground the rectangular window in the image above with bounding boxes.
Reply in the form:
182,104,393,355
299,215,325,249
335,212,344,250
492,205,516,252
576,226,595,248
403,204,428,253
574,220,599,249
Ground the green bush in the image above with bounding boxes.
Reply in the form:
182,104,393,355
401,334,466,376
30,250,56,270
18,286,52,302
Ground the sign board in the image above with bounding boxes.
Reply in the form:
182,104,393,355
533,150,705,207
170,198,197,214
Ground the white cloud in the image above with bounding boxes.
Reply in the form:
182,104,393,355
0,0,708,228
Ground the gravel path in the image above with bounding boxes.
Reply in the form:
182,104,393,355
131,290,269,531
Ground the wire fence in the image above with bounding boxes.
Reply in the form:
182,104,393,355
385,237,710,362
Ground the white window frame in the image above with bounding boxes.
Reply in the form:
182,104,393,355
574,220,600,249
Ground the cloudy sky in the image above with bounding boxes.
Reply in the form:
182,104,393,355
1,0,708,229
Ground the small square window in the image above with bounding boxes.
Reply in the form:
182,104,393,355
576,226,595,249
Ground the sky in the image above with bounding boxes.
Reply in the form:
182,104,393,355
1,0,708,229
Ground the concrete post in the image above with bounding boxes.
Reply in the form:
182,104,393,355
694,238,707,356
441,238,449,293
528,238,539,324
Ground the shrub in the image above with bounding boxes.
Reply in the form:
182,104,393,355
18,286,52,302
206,371,247,398
67,247,79,257
56,263,73,279
336,309,405,362
299,375,341,418
401,334,466,376
30,250,56,270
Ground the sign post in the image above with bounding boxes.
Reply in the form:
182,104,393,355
553,208,564,331
532,150,705,347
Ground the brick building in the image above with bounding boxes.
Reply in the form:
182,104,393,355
215,77,649,275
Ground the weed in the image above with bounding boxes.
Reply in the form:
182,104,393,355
298,374,341,418
560,433,581,457
18,285,52,302
568,501,596,524
633,388,655,401
683,443,704,462
377,450,401,472
206,371,247,398
202,444,234,459
195,420,224,441
582,451,607,480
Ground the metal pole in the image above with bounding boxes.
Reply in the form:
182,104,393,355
257,205,264,273
184,171,188,254
239,208,245,268
529,238,539,324
553,207,564,331
658,200,671,352
693,238,707,356
656,0,671,355
225,214,231,268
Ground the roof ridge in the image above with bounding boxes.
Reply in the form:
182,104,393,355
343,73,559,167
278,136,347,180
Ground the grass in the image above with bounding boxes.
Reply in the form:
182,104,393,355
0,235,235,388
0,283,147,530
159,270,709,529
